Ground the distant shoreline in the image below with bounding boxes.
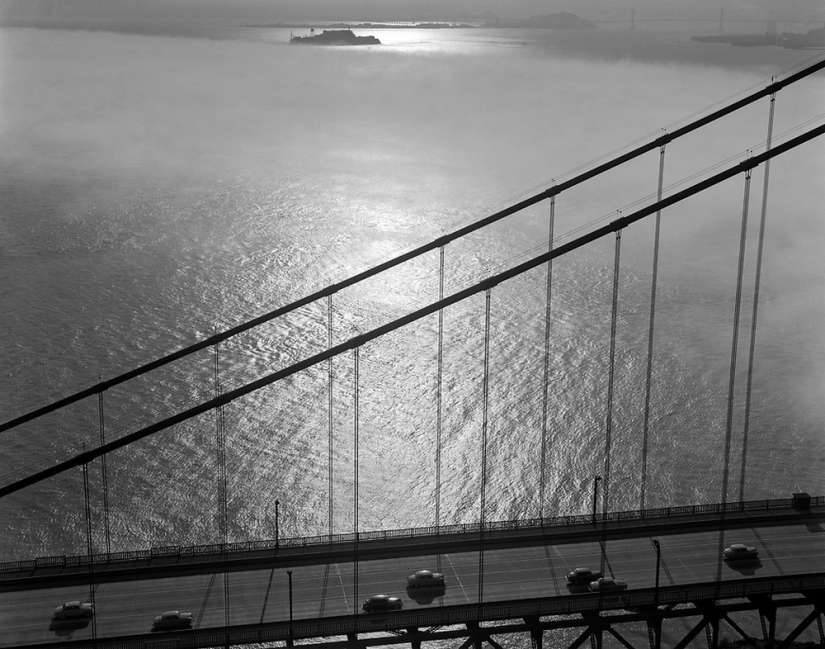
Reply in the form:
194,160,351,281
244,12,597,31
243,22,477,29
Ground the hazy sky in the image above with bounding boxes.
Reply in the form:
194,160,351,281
1,0,823,26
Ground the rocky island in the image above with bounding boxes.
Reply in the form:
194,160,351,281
289,29,380,45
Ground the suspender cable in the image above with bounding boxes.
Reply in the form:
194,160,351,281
600,229,622,577
436,246,445,528
215,339,221,539
328,295,334,537
4,124,822,501
5,59,823,437
222,551,231,638
436,246,446,583
353,346,360,616
717,168,754,585
540,188,556,520
214,339,230,634
740,93,776,502
82,453,98,641
97,387,111,555
641,144,667,511
353,346,360,538
215,339,228,546
724,168,753,504
478,288,492,609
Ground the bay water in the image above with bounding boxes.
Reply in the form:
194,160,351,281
1,22,824,644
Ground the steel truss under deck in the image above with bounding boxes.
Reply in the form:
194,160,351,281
320,589,825,649
27,575,825,649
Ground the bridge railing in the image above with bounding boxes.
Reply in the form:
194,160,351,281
1,495,819,574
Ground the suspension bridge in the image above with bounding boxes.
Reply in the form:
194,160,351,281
1,55,824,649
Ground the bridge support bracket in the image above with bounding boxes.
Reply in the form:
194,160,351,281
406,626,422,649
749,593,777,643
646,612,662,649
524,615,543,649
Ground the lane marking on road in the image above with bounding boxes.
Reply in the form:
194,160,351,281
444,554,469,603
334,563,350,612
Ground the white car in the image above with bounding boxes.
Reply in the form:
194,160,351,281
723,543,759,561
406,569,446,589
53,601,93,619
362,594,403,613
588,576,628,592
152,610,194,630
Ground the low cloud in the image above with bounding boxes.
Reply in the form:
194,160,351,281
2,0,823,27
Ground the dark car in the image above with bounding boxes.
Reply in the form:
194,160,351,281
152,610,194,630
406,569,446,589
723,544,759,561
589,576,628,592
362,594,403,613
566,567,602,586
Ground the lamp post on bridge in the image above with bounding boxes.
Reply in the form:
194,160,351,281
275,499,280,551
653,539,661,605
287,570,294,644
592,475,601,524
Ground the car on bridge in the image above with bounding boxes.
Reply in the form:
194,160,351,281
362,594,403,613
53,601,93,619
723,543,759,561
152,610,194,630
406,569,446,589
588,576,628,592
566,567,602,586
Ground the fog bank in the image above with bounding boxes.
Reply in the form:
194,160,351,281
1,0,823,28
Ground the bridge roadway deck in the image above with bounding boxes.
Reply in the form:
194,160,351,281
0,499,823,647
